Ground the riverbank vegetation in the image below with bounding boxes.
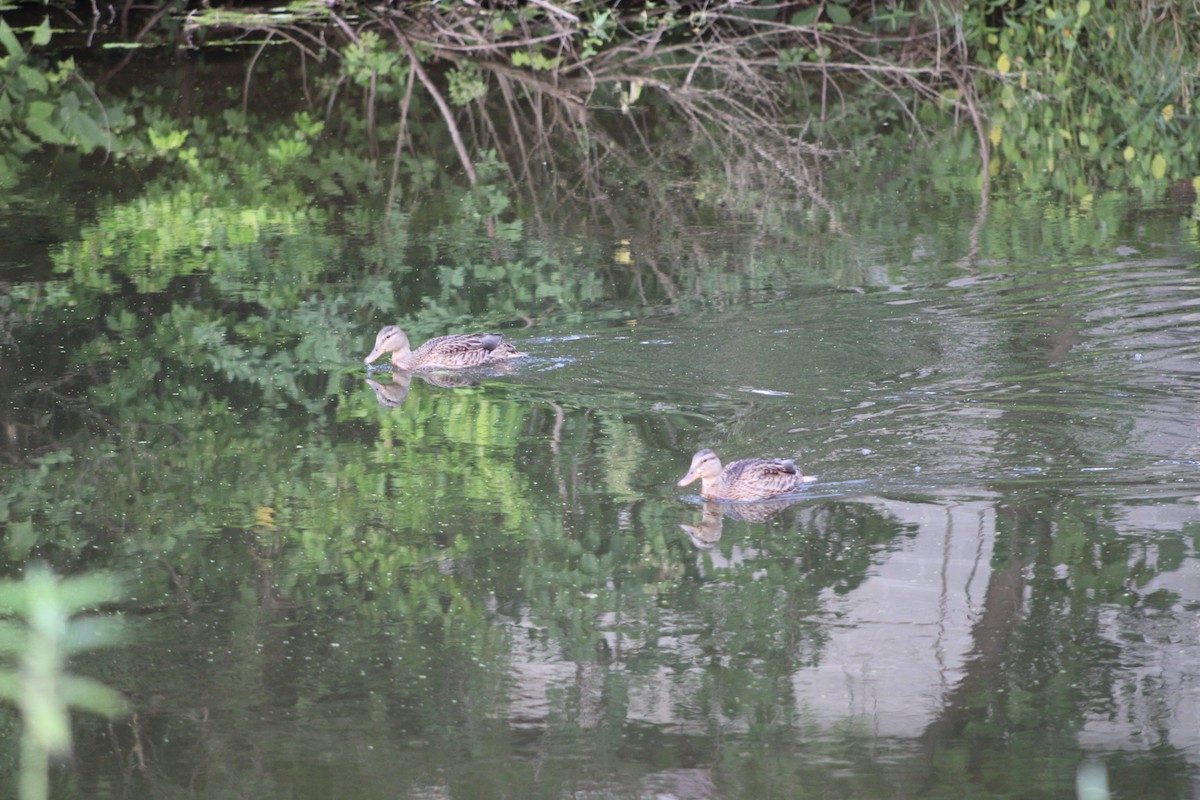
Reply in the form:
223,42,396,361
3,4,1200,797
2,0,1197,215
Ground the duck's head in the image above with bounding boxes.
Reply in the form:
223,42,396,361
364,326,410,365
678,449,722,487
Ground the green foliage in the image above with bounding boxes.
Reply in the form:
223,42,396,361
580,9,617,58
0,18,129,186
447,62,487,107
510,49,562,71
0,565,126,800
340,29,405,92
3,13,1200,794
969,0,1199,197
266,112,324,169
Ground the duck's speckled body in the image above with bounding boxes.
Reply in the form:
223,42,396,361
677,449,815,501
364,325,526,370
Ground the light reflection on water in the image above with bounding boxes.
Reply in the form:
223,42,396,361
308,245,1189,796
340,244,1200,796
8,197,1200,798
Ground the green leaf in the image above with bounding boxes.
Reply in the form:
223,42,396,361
25,689,73,754
26,100,55,121
32,17,52,47
26,115,67,145
60,675,128,718
791,7,820,26
826,4,852,25
0,19,21,58
18,63,49,93
57,573,124,614
65,111,111,152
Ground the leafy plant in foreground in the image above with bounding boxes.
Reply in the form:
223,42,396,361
0,565,126,800
0,18,131,188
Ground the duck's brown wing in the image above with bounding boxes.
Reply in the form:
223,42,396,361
409,333,505,368
722,458,803,499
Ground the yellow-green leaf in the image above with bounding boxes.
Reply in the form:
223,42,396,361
1123,146,1135,162
1162,104,1175,122
1151,154,1167,180
32,17,52,47
1076,0,1091,18
997,53,1011,74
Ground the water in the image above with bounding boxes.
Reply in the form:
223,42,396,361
4,155,1200,797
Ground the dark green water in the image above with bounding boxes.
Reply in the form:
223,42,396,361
4,143,1200,798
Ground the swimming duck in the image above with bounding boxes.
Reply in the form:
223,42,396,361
677,449,815,501
364,325,526,370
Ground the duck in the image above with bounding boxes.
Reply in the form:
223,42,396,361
363,325,526,370
677,449,815,501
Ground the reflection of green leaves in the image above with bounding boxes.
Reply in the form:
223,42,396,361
148,126,188,154
267,136,311,167
341,30,403,89
267,112,323,168
447,62,487,106
53,187,330,293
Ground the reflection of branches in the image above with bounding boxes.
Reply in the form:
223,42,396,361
401,36,478,185
99,1,184,84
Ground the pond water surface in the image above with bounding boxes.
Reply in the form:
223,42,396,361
4,146,1200,798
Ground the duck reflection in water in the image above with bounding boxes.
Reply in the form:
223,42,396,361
364,370,489,408
679,498,803,550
